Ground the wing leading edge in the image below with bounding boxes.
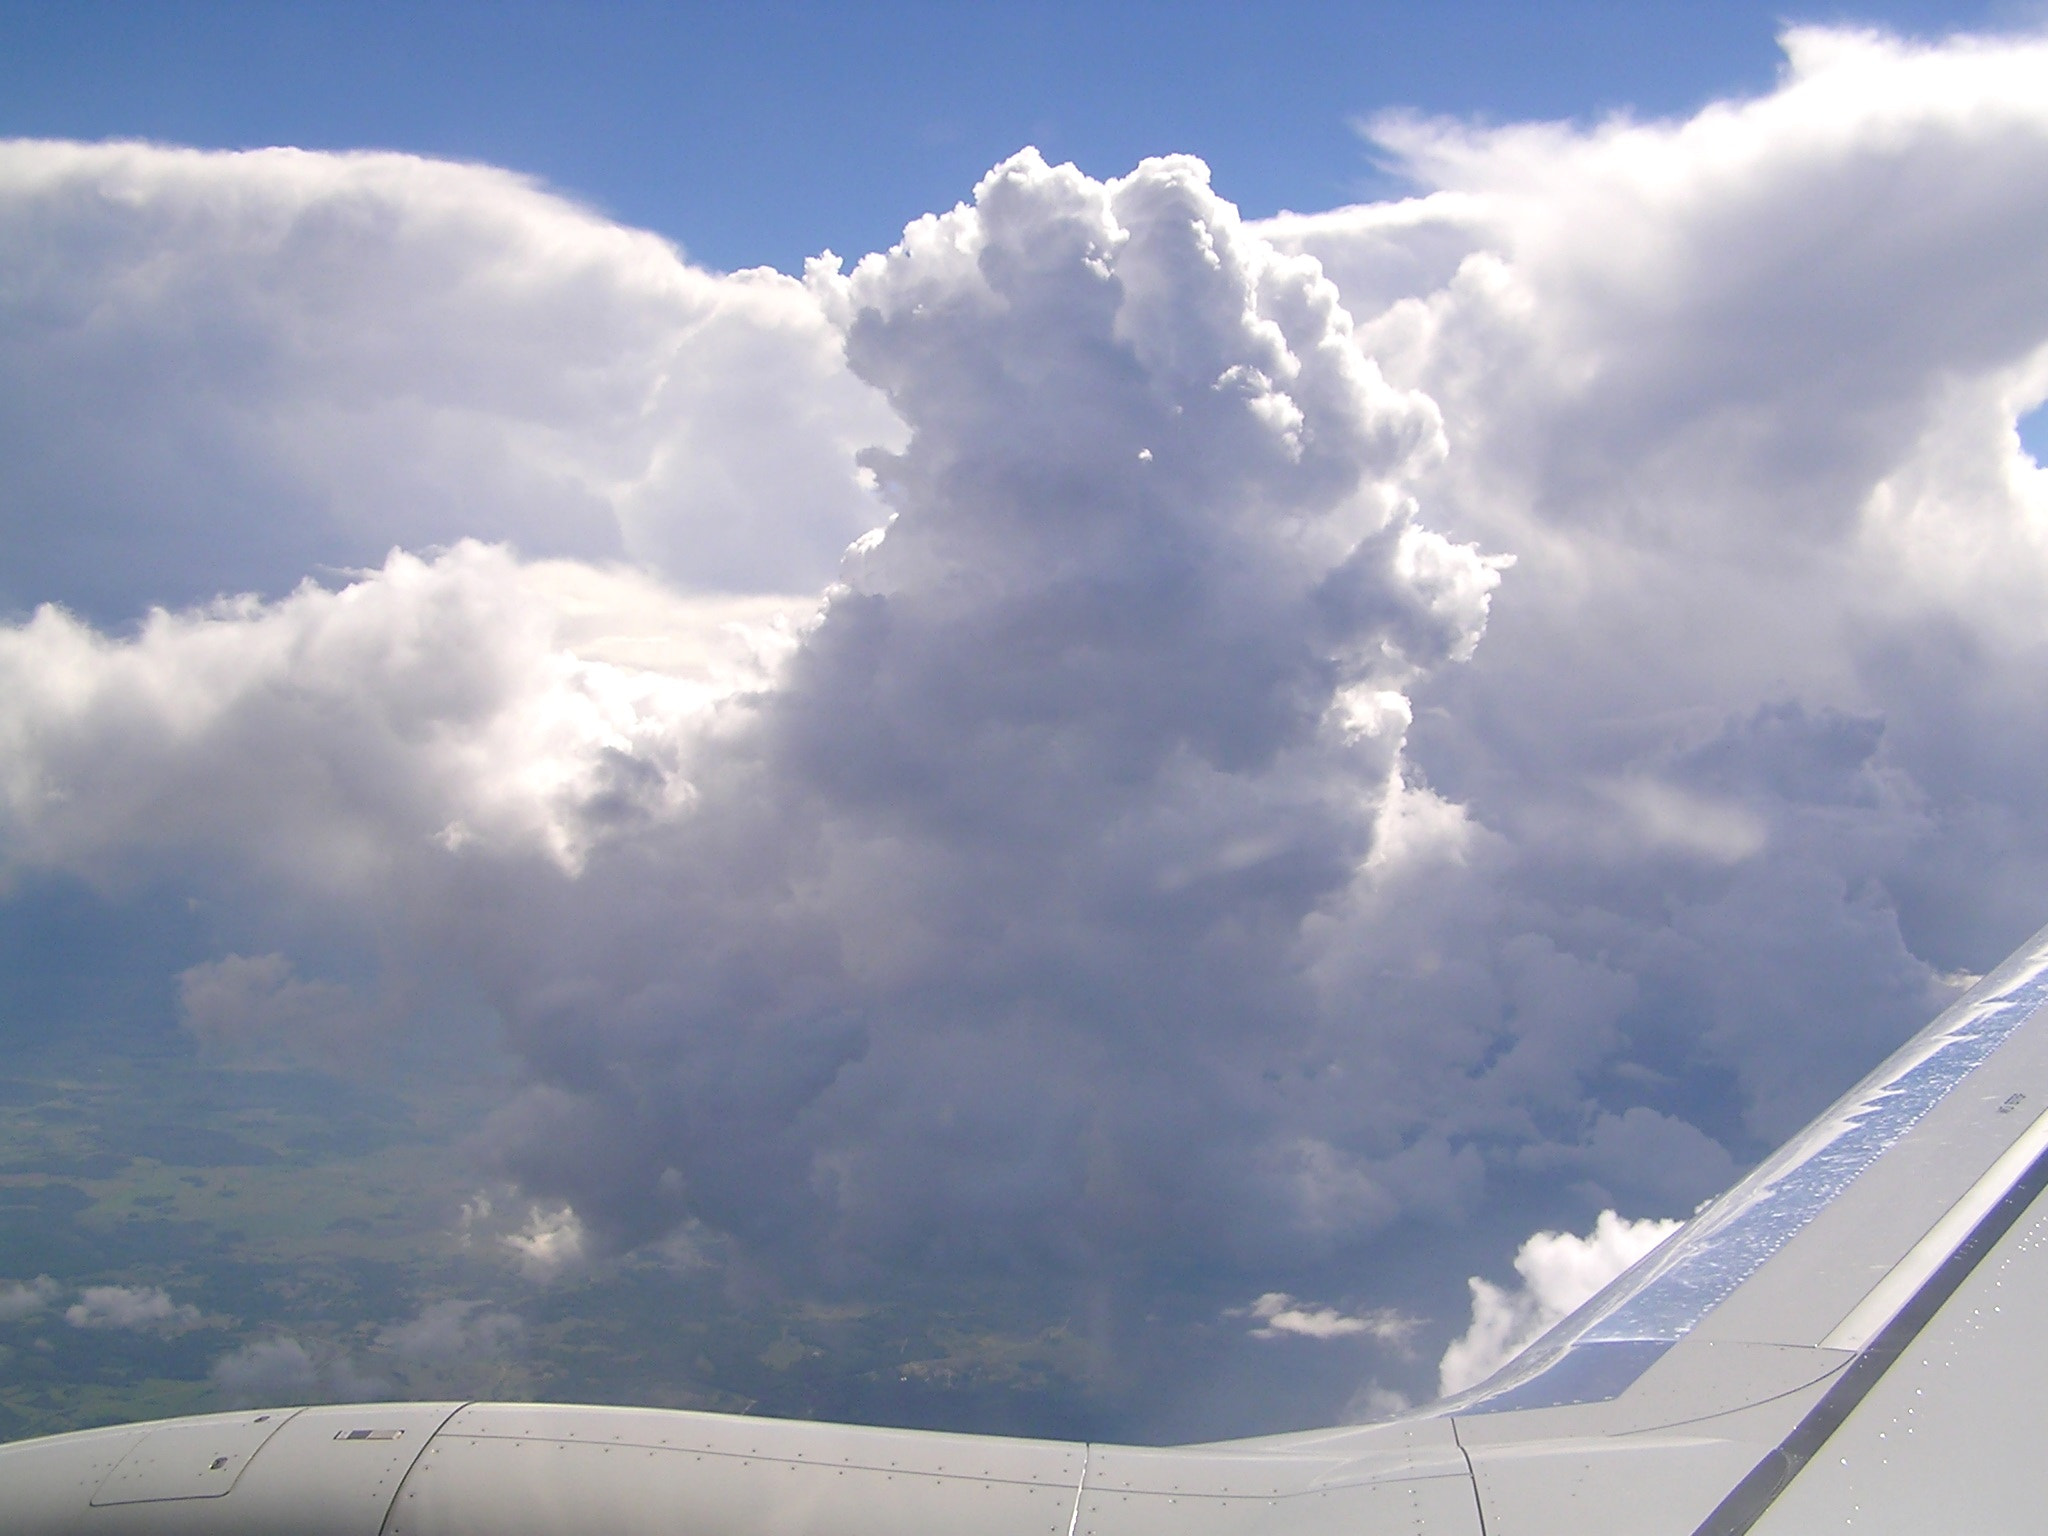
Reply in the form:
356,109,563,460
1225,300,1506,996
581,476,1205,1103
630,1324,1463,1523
10,922,2048,1535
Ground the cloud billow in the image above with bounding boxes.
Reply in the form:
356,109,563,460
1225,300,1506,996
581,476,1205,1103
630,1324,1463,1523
0,139,899,619
1269,25,2048,1182
5,26,2048,1427
472,150,1496,1278
65,1284,203,1333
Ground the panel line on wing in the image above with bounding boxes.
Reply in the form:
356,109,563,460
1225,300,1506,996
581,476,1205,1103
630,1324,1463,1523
1687,1131,2048,1536
1822,1099,2048,1351
1583,949,2048,1347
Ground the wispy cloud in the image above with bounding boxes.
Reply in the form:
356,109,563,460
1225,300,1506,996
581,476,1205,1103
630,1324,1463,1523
1234,1292,1421,1344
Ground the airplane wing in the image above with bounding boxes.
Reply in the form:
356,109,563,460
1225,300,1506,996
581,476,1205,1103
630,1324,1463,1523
10,920,2048,1535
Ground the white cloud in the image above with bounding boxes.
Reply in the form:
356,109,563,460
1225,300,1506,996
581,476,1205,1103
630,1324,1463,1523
0,543,800,889
210,1335,385,1406
502,1205,588,1283
1237,1292,1419,1344
7,23,2048,1424
0,1275,60,1320
1438,1210,1680,1396
1596,778,1769,867
212,1304,519,1409
454,1190,585,1281
65,1284,204,1332
1263,23,2048,1162
0,147,1499,1298
1345,1381,1415,1423
212,1336,320,1405
377,1299,524,1361
0,139,901,619
178,953,377,1066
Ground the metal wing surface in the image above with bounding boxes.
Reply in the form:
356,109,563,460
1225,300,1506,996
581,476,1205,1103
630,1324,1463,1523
11,922,2048,1535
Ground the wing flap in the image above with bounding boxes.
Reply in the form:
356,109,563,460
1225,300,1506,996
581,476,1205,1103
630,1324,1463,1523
1445,921,2048,1419
1745,1190,2048,1534
1439,921,2048,1534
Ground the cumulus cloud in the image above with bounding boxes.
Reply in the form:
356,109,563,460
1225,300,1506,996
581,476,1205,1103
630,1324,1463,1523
0,1275,60,1320
502,1205,589,1283
0,139,901,618
1257,22,2048,1201
178,952,379,1067
6,22,2048,1426
377,1298,524,1362
211,1335,385,1407
0,147,1497,1302
0,543,802,892
65,1284,204,1332
1345,1382,1415,1422
1438,1210,1680,1396
211,1337,320,1404
211,1303,521,1409
455,1191,591,1282
459,148,1493,1278
1236,1292,1419,1344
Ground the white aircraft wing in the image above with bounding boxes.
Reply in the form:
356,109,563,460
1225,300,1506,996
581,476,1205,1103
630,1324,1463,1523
10,921,2048,1535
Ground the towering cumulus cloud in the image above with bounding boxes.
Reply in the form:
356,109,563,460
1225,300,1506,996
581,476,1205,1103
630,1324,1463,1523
7,25,2048,1427
0,147,1498,1303
1266,25,2048,1193
473,151,1493,1275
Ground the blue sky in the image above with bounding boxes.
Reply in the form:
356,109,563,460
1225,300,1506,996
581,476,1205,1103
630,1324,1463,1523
0,1,2024,272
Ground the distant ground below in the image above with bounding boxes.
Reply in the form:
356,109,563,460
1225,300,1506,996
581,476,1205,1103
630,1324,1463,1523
0,1029,1110,1445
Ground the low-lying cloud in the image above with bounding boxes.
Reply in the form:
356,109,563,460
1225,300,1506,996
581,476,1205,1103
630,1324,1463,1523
65,1284,205,1333
1237,1292,1420,1344
211,1336,387,1407
376,1299,524,1362
5,23,2048,1426
211,1298,527,1408
0,1276,61,1321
